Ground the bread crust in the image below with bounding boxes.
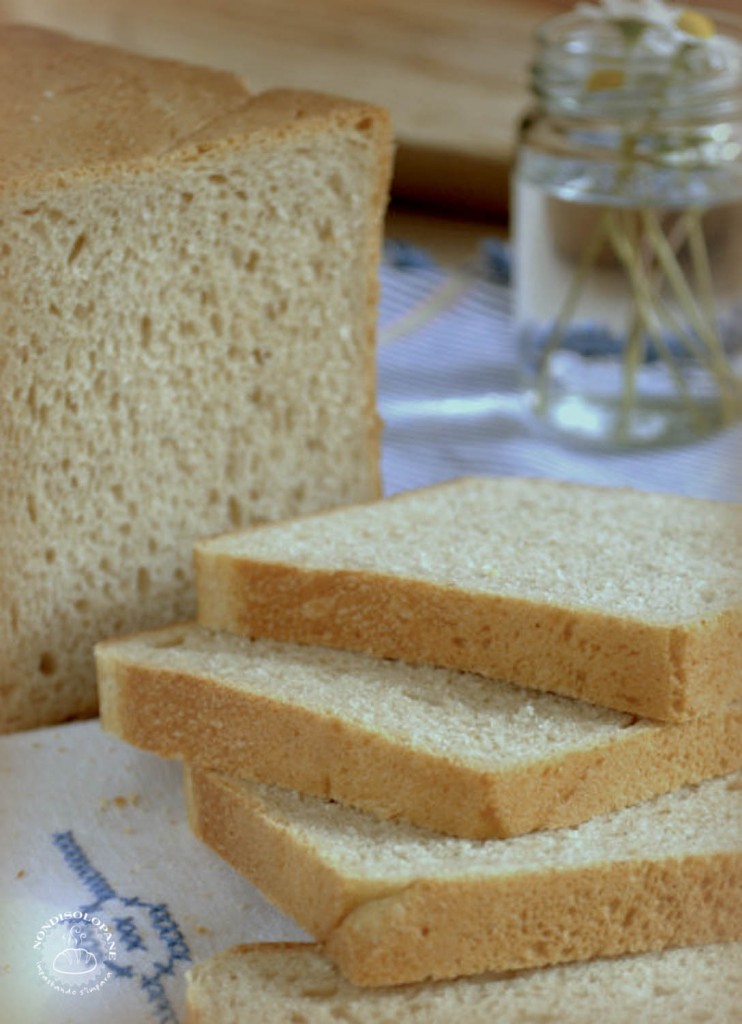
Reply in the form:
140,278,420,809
184,767,386,938
327,854,742,986
97,625,742,839
184,942,742,1024
0,25,393,197
185,767,742,987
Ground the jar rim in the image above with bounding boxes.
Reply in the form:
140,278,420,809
533,5,742,117
536,5,742,50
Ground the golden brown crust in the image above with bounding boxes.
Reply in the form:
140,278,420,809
671,610,742,720
360,106,394,499
185,767,742,987
195,552,742,723
96,630,742,838
184,766,374,938
0,23,249,192
0,25,392,199
326,855,742,986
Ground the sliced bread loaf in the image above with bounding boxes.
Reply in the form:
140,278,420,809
195,476,742,722
184,767,742,986
184,941,742,1024
96,622,742,839
0,25,391,732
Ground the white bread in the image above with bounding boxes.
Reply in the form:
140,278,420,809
0,25,392,733
195,476,742,722
184,941,742,1024
184,767,742,987
95,622,742,839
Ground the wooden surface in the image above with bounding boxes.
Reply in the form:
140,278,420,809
5,0,738,217
2,0,570,214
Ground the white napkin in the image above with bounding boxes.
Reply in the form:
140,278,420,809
0,721,307,1024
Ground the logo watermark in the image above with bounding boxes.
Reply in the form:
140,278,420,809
33,910,117,995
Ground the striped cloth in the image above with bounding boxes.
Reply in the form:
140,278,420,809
378,241,741,501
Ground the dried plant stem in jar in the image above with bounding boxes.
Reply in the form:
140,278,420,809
515,1,742,446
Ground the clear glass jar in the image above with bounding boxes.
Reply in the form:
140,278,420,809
513,6,742,447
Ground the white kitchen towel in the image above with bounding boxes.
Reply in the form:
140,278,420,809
1,721,307,1024
1,244,740,1024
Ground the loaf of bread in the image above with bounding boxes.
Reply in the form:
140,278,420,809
195,476,742,721
185,767,742,986
0,25,392,733
96,622,742,839
184,942,742,1024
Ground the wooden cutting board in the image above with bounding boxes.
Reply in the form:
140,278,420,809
3,0,571,213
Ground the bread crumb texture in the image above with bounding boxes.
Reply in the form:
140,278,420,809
243,770,741,881
184,942,742,1024
0,26,390,731
207,478,741,621
101,623,650,762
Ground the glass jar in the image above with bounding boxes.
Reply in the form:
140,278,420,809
513,5,742,447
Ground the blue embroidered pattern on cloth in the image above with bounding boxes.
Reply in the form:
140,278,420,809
379,238,741,501
52,831,190,1024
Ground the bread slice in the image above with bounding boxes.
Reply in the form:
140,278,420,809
195,476,742,722
96,622,742,839
184,766,742,986
0,24,391,733
184,941,742,1024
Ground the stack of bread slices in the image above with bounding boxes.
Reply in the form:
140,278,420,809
95,476,742,1022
